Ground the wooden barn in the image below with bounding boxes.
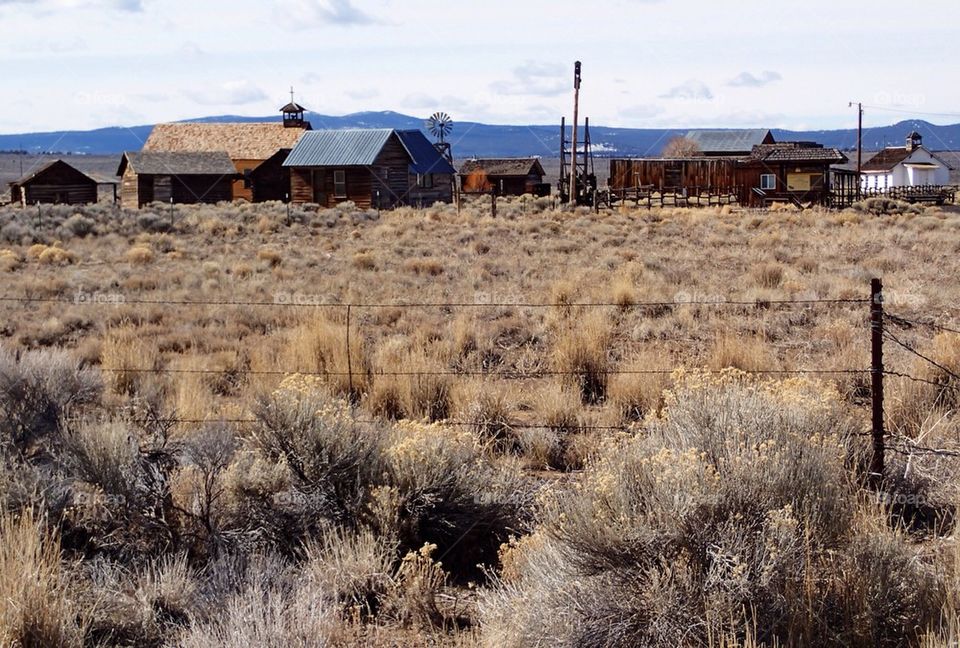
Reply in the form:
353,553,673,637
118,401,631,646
117,152,237,209
458,158,549,196
142,103,310,202
283,128,454,208
9,160,98,205
685,129,775,157
609,141,847,208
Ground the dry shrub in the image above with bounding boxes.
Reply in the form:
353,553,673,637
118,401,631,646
352,251,377,271
0,345,102,451
100,328,160,396
303,527,395,619
481,374,931,647
257,247,283,267
285,315,369,400
453,380,514,448
889,332,960,436
37,243,77,265
608,350,673,422
404,257,444,276
752,262,785,289
551,310,612,404
610,277,637,308
0,249,22,272
369,340,451,422
125,244,155,265
0,509,85,647
708,332,777,373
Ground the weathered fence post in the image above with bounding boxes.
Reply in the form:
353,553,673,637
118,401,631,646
346,304,355,408
870,277,885,488
491,190,497,218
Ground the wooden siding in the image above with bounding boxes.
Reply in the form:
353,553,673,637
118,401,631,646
461,172,545,196
250,150,292,203
120,170,232,209
407,173,454,205
287,133,415,208
12,162,98,205
609,158,836,208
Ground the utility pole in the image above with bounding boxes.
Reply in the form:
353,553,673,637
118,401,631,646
568,61,582,206
850,102,863,200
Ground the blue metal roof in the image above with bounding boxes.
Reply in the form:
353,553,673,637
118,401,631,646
282,129,396,167
396,130,456,175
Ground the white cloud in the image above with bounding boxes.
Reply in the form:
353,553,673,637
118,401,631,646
727,70,782,88
278,0,380,27
490,61,568,97
659,79,714,101
184,80,268,107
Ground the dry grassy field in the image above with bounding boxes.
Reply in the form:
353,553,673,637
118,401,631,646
2,196,960,646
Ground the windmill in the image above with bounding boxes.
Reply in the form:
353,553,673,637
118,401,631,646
426,112,454,162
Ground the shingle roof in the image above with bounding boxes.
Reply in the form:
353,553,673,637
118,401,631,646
10,159,95,186
119,151,238,176
396,130,456,175
861,147,914,172
144,122,307,161
458,158,545,177
685,129,773,154
751,143,848,163
282,129,400,167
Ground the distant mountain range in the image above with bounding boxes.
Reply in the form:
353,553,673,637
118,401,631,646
1,111,958,157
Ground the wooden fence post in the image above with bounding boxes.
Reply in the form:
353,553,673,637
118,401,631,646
491,190,497,218
346,304,354,407
870,277,885,487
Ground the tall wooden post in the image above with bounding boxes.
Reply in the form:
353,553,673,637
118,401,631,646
855,102,863,200
870,277,884,487
568,61,581,206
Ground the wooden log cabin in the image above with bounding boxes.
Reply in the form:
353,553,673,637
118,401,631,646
283,129,454,208
609,142,848,208
9,160,98,205
142,102,310,202
117,152,237,209
458,158,549,196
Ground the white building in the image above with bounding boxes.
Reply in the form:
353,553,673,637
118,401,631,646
861,132,952,190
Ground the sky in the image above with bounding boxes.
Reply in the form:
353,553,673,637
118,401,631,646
1,0,959,134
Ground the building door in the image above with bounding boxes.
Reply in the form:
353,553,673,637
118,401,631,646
312,170,326,205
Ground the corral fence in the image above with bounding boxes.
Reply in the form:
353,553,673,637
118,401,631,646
2,278,959,489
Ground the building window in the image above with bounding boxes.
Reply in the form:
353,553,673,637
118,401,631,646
334,170,346,197
760,174,776,190
420,173,434,189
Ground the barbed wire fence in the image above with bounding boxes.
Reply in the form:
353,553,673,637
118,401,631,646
4,278,960,485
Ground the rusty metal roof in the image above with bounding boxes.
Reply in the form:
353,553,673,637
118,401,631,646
282,129,399,167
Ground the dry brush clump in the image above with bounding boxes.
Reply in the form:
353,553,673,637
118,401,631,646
481,373,943,647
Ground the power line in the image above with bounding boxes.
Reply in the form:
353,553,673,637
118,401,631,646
861,104,960,120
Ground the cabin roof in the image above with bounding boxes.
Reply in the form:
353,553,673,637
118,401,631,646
861,147,918,172
144,122,307,161
751,143,848,163
10,159,96,186
396,130,456,175
685,129,773,154
118,151,238,176
458,158,546,177
282,129,403,167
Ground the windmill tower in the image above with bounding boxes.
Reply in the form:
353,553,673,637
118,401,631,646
426,112,454,163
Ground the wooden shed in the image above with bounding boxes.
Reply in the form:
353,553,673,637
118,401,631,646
117,151,237,209
459,158,549,196
283,128,454,209
609,141,847,208
142,107,309,202
9,160,98,205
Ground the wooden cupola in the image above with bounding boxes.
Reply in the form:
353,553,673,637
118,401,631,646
906,131,922,152
282,88,307,128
